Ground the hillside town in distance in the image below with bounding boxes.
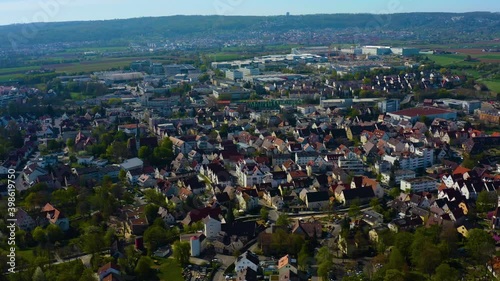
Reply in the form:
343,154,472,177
1,44,500,281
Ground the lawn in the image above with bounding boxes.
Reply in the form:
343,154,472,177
17,248,36,262
482,79,500,94
155,258,184,281
428,54,469,66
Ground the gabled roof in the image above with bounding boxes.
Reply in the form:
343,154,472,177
305,191,329,203
236,251,259,266
98,262,120,275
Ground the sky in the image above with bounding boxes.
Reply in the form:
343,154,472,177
0,0,499,26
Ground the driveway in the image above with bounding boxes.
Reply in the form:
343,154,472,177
212,254,236,281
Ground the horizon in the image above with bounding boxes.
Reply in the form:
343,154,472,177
0,0,498,26
0,11,498,27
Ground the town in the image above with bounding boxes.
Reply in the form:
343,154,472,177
1,12,500,281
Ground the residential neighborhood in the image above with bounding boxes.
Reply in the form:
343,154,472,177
0,8,500,281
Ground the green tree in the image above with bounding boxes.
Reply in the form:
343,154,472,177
32,267,46,281
173,240,191,266
80,226,105,254
134,256,154,280
46,224,64,244
386,248,406,271
138,146,151,160
316,246,334,280
465,229,495,265
383,269,405,281
413,241,441,276
298,243,312,271
144,226,168,255
32,227,47,244
348,199,361,218
118,169,127,182
432,263,460,281
260,208,269,220
476,190,497,212
144,204,159,224
394,231,414,259
276,213,290,227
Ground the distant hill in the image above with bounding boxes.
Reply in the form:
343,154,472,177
0,12,499,48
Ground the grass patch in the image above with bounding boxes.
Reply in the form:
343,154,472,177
428,54,469,66
482,80,500,93
156,258,184,281
224,263,235,275
17,248,36,262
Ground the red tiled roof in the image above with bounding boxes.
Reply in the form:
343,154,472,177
391,107,454,117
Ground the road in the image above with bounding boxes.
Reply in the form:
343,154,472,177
212,254,236,281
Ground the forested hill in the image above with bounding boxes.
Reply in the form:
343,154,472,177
0,12,499,48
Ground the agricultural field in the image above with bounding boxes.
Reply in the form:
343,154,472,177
481,79,500,93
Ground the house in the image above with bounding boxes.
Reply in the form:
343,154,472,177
74,131,95,151
388,215,424,232
236,189,260,211
362,210,384,227
236,267,258,281
97,262,121,281
124,206,149,235
137,174,156,187
41,203,69,231
203,215,222,239
291,221,322,239
339,186,375,206
235,251,260,272
381,169,416,185
305,191,330,210
351,176,384,198
169,136,193,155
235,159,272,187
278,255,298,275
120,157,144,171
200,162,232,186
15,208,36,231
157,207,176,225
182,206,222,225
400,177,437,193
492,206,500,230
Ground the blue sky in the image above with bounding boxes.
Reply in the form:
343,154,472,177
0,0,498,26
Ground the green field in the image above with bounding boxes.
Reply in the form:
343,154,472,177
427,54,470,66
482,79,500,93
156,258,184,281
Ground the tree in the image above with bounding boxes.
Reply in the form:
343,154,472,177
138,146,151,161
386,248,406,271
118,169,127,182
383,269,405,281
276,213,290,227
80,226,105,254
135,256,154,280
465,229,495,265
144,226,168,255
413,241,441,276
46,224,64,244
394,231,413,259
32,267,46,281
348,199,361,218
144,204,159,224
260,208,269,220
298,243,312,271
316,246,334,280
32,227,47,244
173,240,191,266
432,263,460,281
476,190,497,213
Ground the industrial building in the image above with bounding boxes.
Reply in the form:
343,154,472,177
377,99,401,113
387,107,457,123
